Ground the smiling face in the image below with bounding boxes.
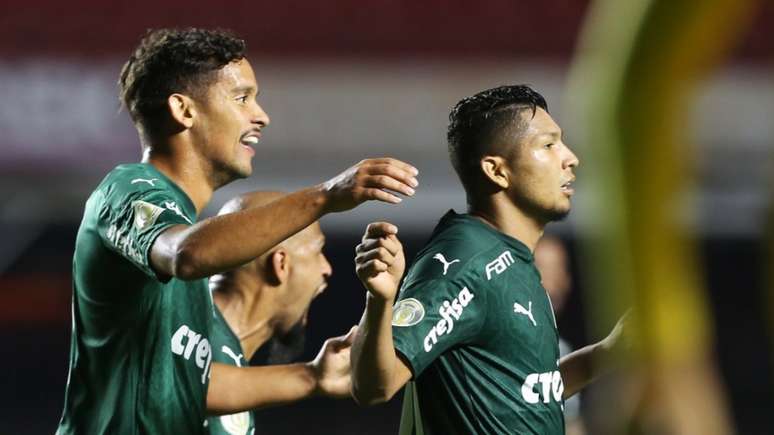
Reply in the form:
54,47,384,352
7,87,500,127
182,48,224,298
502,108,579,223
189,58,270,185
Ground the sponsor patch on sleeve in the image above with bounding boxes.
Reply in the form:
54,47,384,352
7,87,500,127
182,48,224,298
392,298,425,327
132,200,165,231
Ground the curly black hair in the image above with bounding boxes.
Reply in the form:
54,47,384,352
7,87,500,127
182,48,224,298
119,27,246,135
447,85,548,189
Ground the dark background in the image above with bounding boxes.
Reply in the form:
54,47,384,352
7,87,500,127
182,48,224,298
1,227,771,434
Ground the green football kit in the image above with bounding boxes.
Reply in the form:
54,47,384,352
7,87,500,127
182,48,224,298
57,163,214,435
392,211,565,435
206,306,256,435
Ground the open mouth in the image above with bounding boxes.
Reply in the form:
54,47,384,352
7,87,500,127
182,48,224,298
315,282,328,297
240,130,262,146
560,179,575,195
239,131,261,156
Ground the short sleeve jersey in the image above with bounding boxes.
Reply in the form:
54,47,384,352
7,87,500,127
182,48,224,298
392,211,564,435
207,306,256,435
57,163,214,435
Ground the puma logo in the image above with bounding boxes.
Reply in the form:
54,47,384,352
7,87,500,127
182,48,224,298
221,345,244,367
433,253,460,276
513,301,536,326
163,201,193,224
131,178,158,186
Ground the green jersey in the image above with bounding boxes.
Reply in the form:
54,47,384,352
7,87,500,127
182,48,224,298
207,306,255,435
392,211,564,435
57,163,214,435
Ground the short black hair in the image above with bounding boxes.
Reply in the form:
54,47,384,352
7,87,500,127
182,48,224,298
447,85,548,189
119,28,246,136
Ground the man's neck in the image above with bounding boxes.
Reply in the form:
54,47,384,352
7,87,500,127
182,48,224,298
211,274,276,360
469,194,545,252
141,142,215,215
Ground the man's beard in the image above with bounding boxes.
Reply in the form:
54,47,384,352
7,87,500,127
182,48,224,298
251,321,306,365
210,158,251,189
540,206,570,223
516,198,570,225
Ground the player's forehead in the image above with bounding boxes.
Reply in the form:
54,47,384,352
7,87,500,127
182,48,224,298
521,108,561,143
213,58,259,94
303,223,326,247
289,223,325,253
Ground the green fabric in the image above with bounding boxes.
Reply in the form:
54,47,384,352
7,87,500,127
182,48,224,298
398,381,424,435
57,163,213,435
207,306,256,435
392,211,565,435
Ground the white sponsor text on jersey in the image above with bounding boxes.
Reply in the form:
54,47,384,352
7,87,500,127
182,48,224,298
485,250,515,280
521,370,563,404
424,287,475,352
171,324,213,384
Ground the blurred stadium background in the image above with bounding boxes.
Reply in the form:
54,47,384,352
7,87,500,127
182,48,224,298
0,1,772,433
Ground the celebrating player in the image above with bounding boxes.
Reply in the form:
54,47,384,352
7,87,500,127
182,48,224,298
350,85,626,434
207,191,353,435
56,28,418,435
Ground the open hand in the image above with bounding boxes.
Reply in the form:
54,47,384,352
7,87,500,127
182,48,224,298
311,326,357,398
321,158,418,213
601,310,635,355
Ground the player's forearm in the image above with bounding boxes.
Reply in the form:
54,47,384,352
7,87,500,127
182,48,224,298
351,295,402,405
560,313,630,398
206,362,318,415
559,340,615,399
165,186,329,279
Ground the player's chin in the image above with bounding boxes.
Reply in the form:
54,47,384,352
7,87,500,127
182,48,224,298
232,161,253,179
545,203,571,222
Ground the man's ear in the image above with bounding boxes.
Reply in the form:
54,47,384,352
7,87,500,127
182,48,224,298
480,155,509,189
167,93,197,129
267,249,290,285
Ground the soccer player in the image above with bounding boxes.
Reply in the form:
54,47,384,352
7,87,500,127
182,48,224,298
350,85,625,434
56,28,418,435
207,191,350,435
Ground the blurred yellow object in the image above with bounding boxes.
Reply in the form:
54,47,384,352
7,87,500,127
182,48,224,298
567,0,758,433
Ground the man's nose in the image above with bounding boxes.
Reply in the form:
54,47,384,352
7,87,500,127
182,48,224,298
563,143,579,169
321,254,333,278
252,102,270,128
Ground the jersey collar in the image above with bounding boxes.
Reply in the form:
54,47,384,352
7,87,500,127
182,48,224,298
444,210,534,262
139,163,198,221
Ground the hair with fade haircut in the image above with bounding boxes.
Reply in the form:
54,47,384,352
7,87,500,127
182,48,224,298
119,27,246,137
447,84,548,191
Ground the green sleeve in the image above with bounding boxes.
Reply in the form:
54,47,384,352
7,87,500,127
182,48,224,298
392,273,486,377
96,184,192,279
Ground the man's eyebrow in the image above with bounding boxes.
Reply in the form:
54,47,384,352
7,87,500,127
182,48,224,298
535,130,562,140
231,85,256,94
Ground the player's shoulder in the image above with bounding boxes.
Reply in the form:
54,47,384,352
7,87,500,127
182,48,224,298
96,163,173,196
91,163,193,214
403,211,515,284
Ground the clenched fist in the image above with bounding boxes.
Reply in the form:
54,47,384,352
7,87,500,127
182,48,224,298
354,222,405,302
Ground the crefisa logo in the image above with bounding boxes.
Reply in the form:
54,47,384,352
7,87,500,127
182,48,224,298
170,324,213,384
423,287,474,352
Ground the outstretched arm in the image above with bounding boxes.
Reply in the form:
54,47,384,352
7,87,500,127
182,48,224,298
350,222,413,406
207,327,356,414
151,159,418,280
560,312,630,398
